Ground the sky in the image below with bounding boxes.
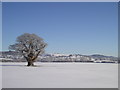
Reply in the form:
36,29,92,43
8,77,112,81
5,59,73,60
0,2,2,51
2,2,118,56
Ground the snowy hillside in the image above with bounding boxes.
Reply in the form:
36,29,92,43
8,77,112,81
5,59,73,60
0,51,118,63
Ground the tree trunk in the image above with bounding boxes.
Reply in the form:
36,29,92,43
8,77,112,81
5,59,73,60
27,60,34,66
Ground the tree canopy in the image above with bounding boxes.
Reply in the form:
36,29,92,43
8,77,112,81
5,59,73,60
9,33,47,66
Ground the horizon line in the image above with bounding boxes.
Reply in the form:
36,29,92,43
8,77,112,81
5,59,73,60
0,50,118,57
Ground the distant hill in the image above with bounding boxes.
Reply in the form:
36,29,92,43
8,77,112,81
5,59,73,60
90,54,117,60
0,51,118,63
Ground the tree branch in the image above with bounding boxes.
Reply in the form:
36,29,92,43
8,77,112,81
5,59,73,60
32,50,41,61
23,44,29,52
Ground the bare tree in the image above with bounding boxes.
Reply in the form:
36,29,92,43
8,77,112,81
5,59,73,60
9,33,47,66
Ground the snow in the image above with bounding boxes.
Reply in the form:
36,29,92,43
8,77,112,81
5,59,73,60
0,62,2,90
52,53,70,56
0,58,13,61
1,62,118,88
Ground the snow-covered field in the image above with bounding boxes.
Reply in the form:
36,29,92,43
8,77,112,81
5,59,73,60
1,62,118,88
